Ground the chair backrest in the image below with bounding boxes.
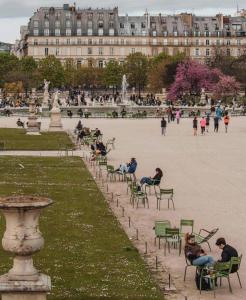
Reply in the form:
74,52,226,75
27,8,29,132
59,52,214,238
166,228,180,237
202,228,219,242
180,219,194,234
229,255,242,272
160,188,174,195
107,165,114,172
214,261,231,274
154,220,171,237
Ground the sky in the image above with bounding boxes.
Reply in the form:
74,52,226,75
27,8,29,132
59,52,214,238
0,0,244,43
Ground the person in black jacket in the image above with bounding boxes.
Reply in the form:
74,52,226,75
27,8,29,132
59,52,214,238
161,117,167,136
216,237,239,273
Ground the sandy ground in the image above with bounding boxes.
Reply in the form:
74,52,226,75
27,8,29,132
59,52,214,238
0,116,246,300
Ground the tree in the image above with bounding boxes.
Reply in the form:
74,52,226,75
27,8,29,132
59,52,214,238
0,53,19,87
38,55,65,88
103,60,123,94
213,75,240,101
64,58,77,88
167,60,221,101
124,52,148,96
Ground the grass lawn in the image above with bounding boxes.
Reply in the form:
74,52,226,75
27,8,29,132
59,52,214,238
0,156,164,300
0,128,74,150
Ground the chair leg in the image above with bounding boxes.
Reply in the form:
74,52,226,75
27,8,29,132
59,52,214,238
207,241,212,252
158,237,161,249
184,266,187,281
237,272,242,288
227,276,232,293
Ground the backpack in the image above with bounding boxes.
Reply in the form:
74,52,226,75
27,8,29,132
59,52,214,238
195,270,211,290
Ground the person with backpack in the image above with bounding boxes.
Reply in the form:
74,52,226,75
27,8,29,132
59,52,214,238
161,117,167,136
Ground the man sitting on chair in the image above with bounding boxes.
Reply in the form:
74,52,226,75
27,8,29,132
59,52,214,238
216,238,239,273
115,158,137,175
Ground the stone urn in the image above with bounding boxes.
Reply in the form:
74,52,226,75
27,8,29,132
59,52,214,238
0,196,53,281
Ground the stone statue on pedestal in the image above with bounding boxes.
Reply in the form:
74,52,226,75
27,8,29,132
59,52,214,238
43,79,50,107
26,88,40,135
49,91,63,132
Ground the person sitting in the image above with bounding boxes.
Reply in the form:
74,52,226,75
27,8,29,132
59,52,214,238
94,128,102,138
77,108,83,118
112,110,118,118
185,233,214,267
16,118,25,128
140,168,163,186
215,238,239,273
115,158,137,175
96,142,107,156
67,110,73,118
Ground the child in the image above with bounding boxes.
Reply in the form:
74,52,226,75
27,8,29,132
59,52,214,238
193,116,198,136
224,113,230,133
200,117,206,135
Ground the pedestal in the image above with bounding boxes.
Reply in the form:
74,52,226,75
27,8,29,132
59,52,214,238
43,91,49,107
26,116,40,135
0,274,51,300
49,107,63,132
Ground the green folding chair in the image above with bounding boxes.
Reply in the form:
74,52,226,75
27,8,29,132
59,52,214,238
154,220,171,249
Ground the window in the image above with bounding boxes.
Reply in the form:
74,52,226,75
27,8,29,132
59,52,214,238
98,47,103,55
206,39,210,45
173,31,178,37
142,31,146,36
110,47,114,55
66,20,71,28
88,13,93,19
56,48,59,56
77,20,81,27
204,31,210,37
88,21,92,28
163,39,168,45
77,29,82,36
33,20,39,27
77,60,82,69
44,29,49,36
216,31,220,37
88,47,92,55
173,39,178,45
56,39,59,45
226,48,230,56
184,39,189,45
120,23,124,29
152,31,157,37
99,60,104,68
55,20,60,27
45,48,49,56
194,31,200,37
66,29,71,36
99,39,103,45
237,39,241,45
120,39,124,45
33,29,39,36
99,13,103,19
55,29,60,36
163,31,168,37
151,22,156,29
77,39,81,45
88,29,93,36
131,48,135,53
45,39,48,45
216,39,220,45
195,39,199,46
109,22,114,28
34,39,38,45
65,11,71,18
152,39,157,45
131,23,135,29
44,21,49,28
98,21,103,28
237,48,241,56
141,23,146,29
226,40,231,45
184,31,188,36
195,48,199,56
98,29,103,36
67,39,70,45
206,48,210,56
88,39,92,45
109,29,114,36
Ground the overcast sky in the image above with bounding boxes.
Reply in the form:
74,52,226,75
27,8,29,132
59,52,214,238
0,0,244,43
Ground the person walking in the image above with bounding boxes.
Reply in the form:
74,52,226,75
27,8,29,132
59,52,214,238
193,116,198,136
206,115,210,132
214,115,219,133
176,109,181,124
200,117,206,135
161,117,167,136
224,113,230,133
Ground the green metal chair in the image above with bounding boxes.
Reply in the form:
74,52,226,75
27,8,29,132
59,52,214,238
228,255,242,290
130,183,149,208
180,219,194,237
154,220,171,249
106,165,116,182
144,179,161,195
155,188,175,210
193,228,219,251
98,160,108,178
164,228,182,256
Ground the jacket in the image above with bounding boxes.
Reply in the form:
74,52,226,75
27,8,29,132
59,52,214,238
219,244,238,273
185,243,203,264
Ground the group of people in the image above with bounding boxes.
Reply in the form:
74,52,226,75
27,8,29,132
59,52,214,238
193,112,230,136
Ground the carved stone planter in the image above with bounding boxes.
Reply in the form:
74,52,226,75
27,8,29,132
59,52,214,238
0,196,53,300
0,196,52,281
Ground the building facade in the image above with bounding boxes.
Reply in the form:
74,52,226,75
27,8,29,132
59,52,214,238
17,4,246,66
0,42,12,53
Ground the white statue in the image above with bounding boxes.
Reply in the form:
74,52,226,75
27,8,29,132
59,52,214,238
53,91,59,108
122,74,128,103
44,79,50,91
